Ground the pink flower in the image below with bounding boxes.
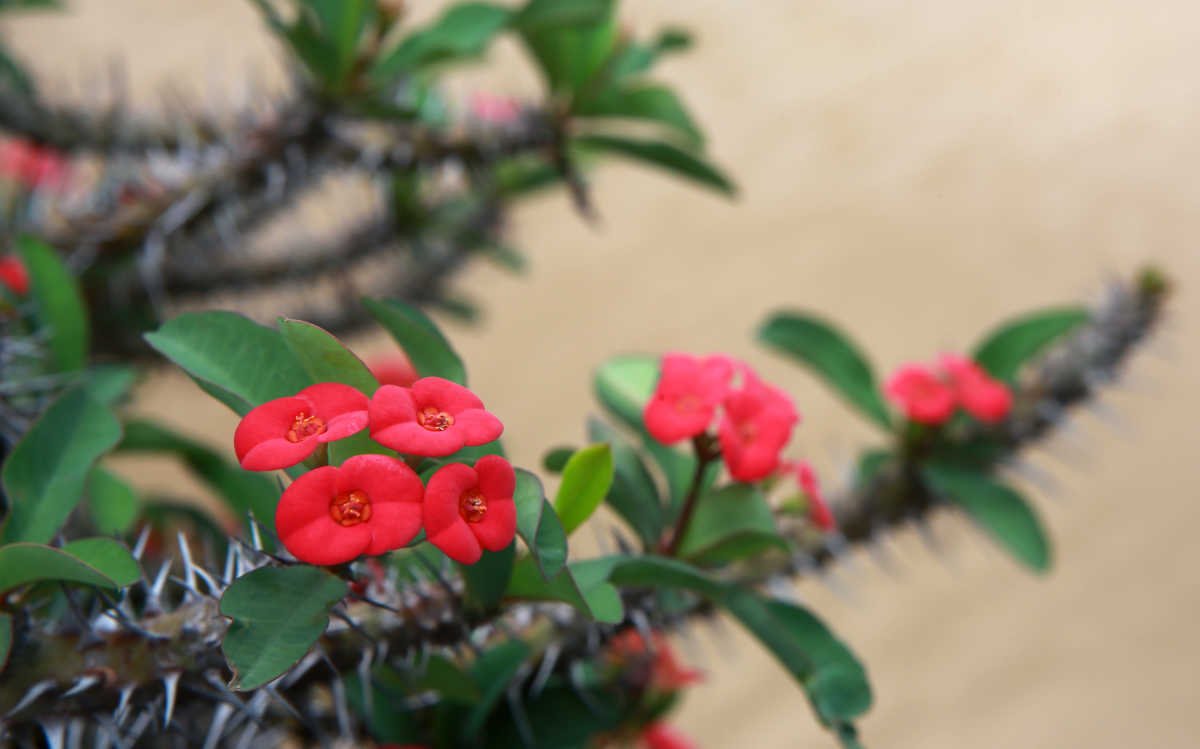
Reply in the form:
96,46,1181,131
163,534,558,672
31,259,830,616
644,353,735,445
718,370,799,482
367,352,418,388
787,460,836,532
641,723,697,749
233,383,369,470
0,138,68,191
469,92,522,126
275,454,423,565
369,377,503,457
884,364,956,425
0,255,30,296
939,354,1013,423
423,456,517,564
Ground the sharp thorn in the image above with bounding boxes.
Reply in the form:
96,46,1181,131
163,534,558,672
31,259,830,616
248,513,265,551
529,642,561,698
125,710,153,743
147,559,171,610
567,661,605,715
115,684,135,726
63,674,101,697
161,671,181,729
357,650,374,726
176,531,198,595
223,543,239,585
630,609,656,653
506,684,536,748
131,526,151,560
39,719,66,749
5,679,56,717
202,703,236,749
330,672,352,739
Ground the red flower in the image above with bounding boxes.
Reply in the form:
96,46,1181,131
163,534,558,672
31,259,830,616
369,378,503,457
641,723,697,749
791,460,836,532
423,456,517,564
644,353,735,445
939,354,1013,423
0,255,30,296
884,364,956,425
717,370,799,482
608,630,703,691
0,138,68,191
275,454,423,565
234,383,369,470
469,91,522,126
368,352,419,388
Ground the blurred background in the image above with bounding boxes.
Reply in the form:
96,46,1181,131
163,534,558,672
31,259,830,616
6,1,1199,746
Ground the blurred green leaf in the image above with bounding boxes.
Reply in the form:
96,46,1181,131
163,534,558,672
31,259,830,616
504,555,623,623
463,639,530,738
278,317,379,394
220,565,348,690
0,538,140,593
1,388,121,544
574,134,734,195
80,364,138,405
417,653,482,703
574,84,703,145
511,0,610,32
458,541,515,611
87,466,139,535
0,46,34,94
145,311,310,416
610,27,691,79
972,307,1090,383
304,0,374,82
541,445,576,473
0,613,10,673
518,5,616,96
758,311,891,430
587,418,663,546
17,236,88,372
921,462,1051,572
371,3,511,81
553,443,613,535
676,484,787,563
363,297,467,385
513,469,568,578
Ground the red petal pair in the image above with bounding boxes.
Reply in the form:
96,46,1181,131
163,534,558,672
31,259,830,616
423,455,517,564
234,383,369,471
644,353,735,444
884,364,957,425
369,377,503,457
939,354,1013,423
718,370,800,482
885,355,1013,426
275,454,423,565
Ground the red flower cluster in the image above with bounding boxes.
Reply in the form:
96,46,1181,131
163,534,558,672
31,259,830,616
782,460,836,532
0,255,29,297
640,723,697,749
235,377,512,566
885,354,1012,426
644,353,799,482
0,138,69,191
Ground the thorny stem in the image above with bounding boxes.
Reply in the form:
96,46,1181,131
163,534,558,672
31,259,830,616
660,433,721,557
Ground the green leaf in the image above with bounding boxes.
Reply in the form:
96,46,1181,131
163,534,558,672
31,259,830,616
541,445,576,473
304,0,373,83
416,654,482,703
921,463,1051,573
504,556,623,623
220,566,348,690
972,307,1090,383
362,297,467,385
758,312,892,430
574,134,735,195
0,538,140,593
87,466,139,535
553,444,613,535
145,311,311,415
1,388,122,544
574,84,703,145
278,318,379,394
80,364,138,405
117,420,281,534
511,0,610,32
16,235,88,371
517,4,616,95
676,484,787,563
609,27,691,79
0,613,11,673
371,3,511,81
458,541,515,611
512,469,568,578
464,639,530,738
587,418,663,546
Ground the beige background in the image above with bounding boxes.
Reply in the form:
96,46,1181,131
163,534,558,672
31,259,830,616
6,1,1200,747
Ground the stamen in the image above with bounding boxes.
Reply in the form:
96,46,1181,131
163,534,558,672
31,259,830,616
459,489,487,523
418,406,455,432
330,490,372,527
286,411,327,443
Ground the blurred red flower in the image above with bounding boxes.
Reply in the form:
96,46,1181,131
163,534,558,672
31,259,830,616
234,383,369,470
367,351,419,388
0,255,30,296
884,364,956,425
641,723,697,749
369,377,502,457
608,629,703,692
423,456,517,564
718,369,799,482
644,353,735,445
0,138,69,191
275,454,423,565
939,353,1013,423
787,459,836,532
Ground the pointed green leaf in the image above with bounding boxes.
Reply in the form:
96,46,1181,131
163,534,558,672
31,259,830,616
220,566,348,690
87,466,139,535
516,3,615,95
512,0,610,32
610,27,691,79
278,318,379,394
676,484,787,563
17,235,88,371
464,639,531,738
541,445,576,473
758,312,891,430
362,297,466,385
587,418,663,546
0,539,140,593
417,654,482,703
1,388,121,544
458,541,515,611
512,469,568,578
921,462,1051,572
972,307,1090,383
145,311,310,415
371,2,511,81
504,556,623,623
80,364,138,405
574,134,735,195
574,84,703,145
553,443,613,535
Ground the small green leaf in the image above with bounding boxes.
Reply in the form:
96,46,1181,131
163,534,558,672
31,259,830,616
574,134,735,195
553,444,613,535
17,235,88,371
541,445,575,473
362,297,467,385
504,556,623,623
220,566,348,690
676,484,787,563
511,0,610,32
587,418,663,546
87,466,139,535
464,639,530,738
304,0,373,84
574,84,703,145
1,388,122,544
972,307,1090,383
609,27,691,79
758,312,891,430
921,462,1052,573
0,613,11,673
371,2,511,81
416,654,482,704
145,311,310,415
0,539,140,593
278,318,379,394
458,541,515,611
512,469,568,578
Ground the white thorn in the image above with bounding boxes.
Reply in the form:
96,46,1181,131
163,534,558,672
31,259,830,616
176,531,197,595
529,641,561,698
202,703,235,749
331,674,352,739
115,684,135,726
161,671,181,729
5,679,55,717
357,650,374,725
131,526,151,560
40,720,66,749
63,675,100,697
147,559,172,611
248,514,264,551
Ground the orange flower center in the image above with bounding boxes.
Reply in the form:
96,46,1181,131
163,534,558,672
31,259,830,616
673,394,703,413
737,421,757,444
286,411,327,443
418,406,455,431
459,489,487,523
330,490,372,527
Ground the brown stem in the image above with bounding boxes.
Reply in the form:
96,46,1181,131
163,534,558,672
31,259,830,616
660,433,721,556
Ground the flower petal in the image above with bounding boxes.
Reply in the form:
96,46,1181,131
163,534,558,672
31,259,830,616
364,502,423,555
429,521,482,565
454,409,504,446
321,410,369,442
276,467,373,565
240,436,319,471
234,396,311,464
372,422,464,456
423,463,478,538
471,498,516,552
474,455,515,500
411,377,484,414
368,384,417,433
299,382,369,418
